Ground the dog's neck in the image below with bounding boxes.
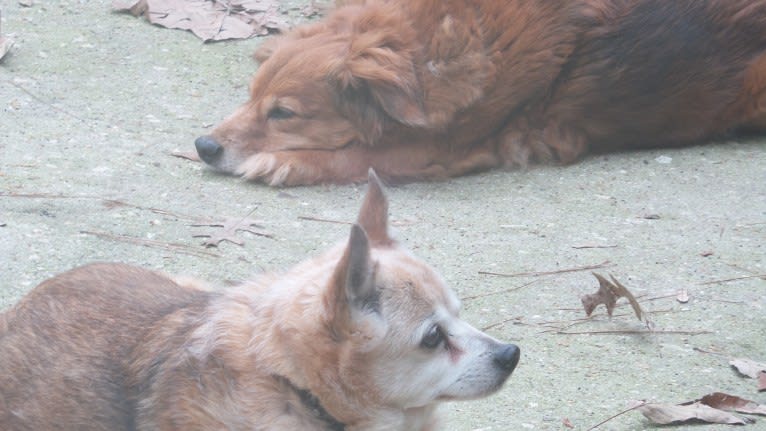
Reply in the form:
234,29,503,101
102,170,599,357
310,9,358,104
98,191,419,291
275,374,346,431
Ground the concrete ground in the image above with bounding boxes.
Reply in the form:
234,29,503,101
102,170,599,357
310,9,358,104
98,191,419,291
1,1,764,430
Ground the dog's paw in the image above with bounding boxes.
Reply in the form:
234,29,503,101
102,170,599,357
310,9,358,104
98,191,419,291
236,153,290,186
496,118,586,166
236,148,378,186
237,151,338,186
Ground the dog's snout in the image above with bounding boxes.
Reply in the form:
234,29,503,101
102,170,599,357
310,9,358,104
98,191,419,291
493,344,520,372
195,135,223,164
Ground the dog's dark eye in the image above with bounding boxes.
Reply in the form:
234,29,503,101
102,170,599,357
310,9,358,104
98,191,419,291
420,325,445,349
268,106,296,120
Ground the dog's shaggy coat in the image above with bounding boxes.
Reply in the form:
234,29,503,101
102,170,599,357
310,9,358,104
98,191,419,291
195,0,766,185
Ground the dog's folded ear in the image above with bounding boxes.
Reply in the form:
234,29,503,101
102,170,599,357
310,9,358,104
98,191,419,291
331,6,428,144
253,20,328,64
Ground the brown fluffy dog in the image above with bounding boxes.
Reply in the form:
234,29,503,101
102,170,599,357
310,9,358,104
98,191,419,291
0,171,520,431
194,0,766,186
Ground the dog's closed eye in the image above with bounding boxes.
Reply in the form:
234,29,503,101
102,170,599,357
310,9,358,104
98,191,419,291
268,106,296,120
420,324,445,349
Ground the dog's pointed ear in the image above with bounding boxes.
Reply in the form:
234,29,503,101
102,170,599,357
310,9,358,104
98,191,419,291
332,10,427,143
328,223,387,347
343,224,379,314
356,169,392,245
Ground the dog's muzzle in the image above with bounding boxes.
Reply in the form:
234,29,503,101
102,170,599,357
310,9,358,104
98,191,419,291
195,135,223,165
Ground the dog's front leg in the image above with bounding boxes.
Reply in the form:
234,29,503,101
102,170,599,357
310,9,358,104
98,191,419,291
235,139,496,186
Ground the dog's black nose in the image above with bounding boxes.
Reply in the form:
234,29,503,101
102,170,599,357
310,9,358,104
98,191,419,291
494,344,520,372
195,135,223,164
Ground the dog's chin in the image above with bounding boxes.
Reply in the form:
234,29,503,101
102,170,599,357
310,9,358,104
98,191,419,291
436,374,512,402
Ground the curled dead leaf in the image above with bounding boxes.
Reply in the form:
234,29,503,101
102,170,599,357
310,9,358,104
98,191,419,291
698,392,766,416
581,273,645,321
639,392,766,426
730,357,766,379
638,402,751,425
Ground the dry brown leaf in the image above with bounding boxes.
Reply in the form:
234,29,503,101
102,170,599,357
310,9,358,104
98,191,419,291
699,392,766,416
730,357,766,379
638,402,751,425
581,273,644,321
113,0,294,42
192,216,272,247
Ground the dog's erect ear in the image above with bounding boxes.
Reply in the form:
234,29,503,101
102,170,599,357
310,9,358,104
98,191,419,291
331,7,427,143
328,223,387,347
344,224,379,314
356,169,392,245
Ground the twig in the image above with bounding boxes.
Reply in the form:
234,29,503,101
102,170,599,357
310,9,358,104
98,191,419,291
81,230,220,258
709,297,746,304
482,316,523,331
479,260,612,278
556,329,711,335
645,293,681,301
7,80,89,124
586,402,647,431
538,308,680,333
298,215,352,225
725,263,766,280
0,192,205,222
699,274,766,285
461,279,540,301
692,346,728,357
571,244,618,249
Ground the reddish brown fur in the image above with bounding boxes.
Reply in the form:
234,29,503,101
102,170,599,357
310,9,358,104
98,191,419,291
194,0,766,186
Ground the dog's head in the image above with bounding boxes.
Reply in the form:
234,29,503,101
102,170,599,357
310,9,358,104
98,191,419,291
193,4,428,182
324,170,519,415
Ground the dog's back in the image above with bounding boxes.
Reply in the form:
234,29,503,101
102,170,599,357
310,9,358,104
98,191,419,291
0,263,213,431
548,0,766,150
